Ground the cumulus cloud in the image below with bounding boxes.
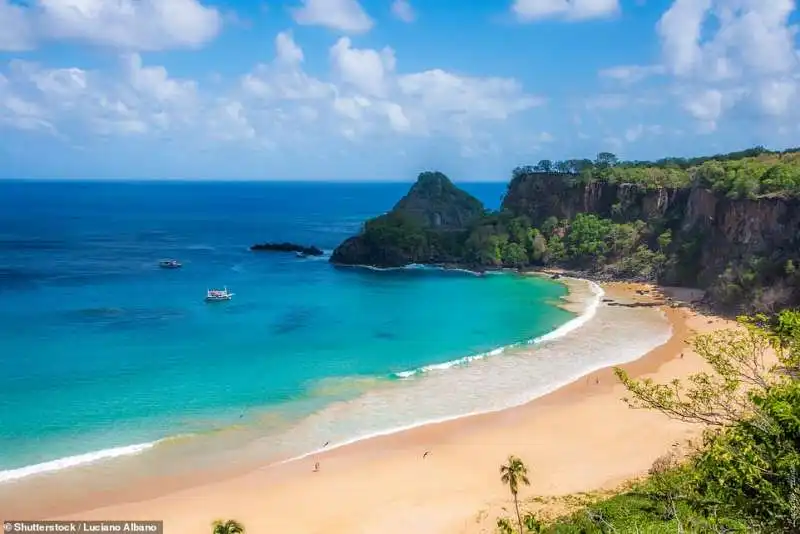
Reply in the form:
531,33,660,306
0,0,221,51
0,54,199,137
391,0,415,22
291,0,373,33
330,37,396,97
0,29,542,158
595,0,800,133
512,0,620,21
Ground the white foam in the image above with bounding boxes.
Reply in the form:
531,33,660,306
275,288,670,468
0,441,159,484
392,278,604,379
306,250,333,261
530,278,604,344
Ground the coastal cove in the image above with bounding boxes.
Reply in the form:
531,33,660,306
2,181,594,510
1,277,690,533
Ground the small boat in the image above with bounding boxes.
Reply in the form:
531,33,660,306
159,259,182,269
295,251,308,258
205,287,234,302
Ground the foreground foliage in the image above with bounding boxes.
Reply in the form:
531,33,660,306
211,520,245,534
497,310,800,533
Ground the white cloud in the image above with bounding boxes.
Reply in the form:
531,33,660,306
512,0,620,21
0,0,34,51
398,69,544,121
291,0,373,33
0,0,221,51
584,93,627,110
683,88,723,127
391,0,415,22
754,79,796,116
330,37,396,97
624,124,644,142
658,0,797,80
0,55,199,137
275,31,304,64
0,30,542,160
655,0,800,127
599,64,665,84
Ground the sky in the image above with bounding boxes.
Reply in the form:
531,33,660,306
0,0,799,180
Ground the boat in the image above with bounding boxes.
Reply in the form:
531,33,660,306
159,259,182,269
295,251,308,258
205,287,234,302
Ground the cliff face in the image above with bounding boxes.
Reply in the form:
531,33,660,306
330,172,484,267
502,172,690,226
502,172,800,311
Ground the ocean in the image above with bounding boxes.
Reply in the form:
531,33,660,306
0,180,607,486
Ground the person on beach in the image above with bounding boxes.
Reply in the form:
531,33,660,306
313,462,320,472
423,451,430,459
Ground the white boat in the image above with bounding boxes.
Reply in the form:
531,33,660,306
159,259,182,269
205,287,234,302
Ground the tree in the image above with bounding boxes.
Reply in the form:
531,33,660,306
502,242,528,268
657,229,673,252
211,520,245,534
614,318,782,427
500,455,531,534
534,159,553,173
615,310,800,531
595,152,619,168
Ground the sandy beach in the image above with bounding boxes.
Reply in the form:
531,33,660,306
3,281,734,533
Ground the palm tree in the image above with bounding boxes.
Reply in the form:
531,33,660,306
500,455,530,533
211,519,245,534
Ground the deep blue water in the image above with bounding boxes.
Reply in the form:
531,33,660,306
0,181,571,476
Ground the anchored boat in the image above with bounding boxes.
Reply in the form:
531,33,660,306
205,287,234,302
159,259,182,269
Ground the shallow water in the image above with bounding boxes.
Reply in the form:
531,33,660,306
0,180,580,482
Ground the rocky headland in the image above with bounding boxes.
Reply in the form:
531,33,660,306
331,149,800,313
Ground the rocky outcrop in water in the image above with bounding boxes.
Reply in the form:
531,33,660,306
250,242,324,256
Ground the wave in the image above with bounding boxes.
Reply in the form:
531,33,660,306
0,277,605,485
391,279,604,379
278,282,664,471
305,250,333,261
0,441,160,484
342,262,486,277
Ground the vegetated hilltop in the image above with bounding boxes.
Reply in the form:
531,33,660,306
329,171,485,267
330,146,800,313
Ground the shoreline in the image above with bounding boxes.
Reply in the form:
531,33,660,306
0,271,587,487
2,280,729,533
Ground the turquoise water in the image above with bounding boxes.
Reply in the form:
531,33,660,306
0,181,573,479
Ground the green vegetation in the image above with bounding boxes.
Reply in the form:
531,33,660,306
211,520,245,534
355,208,668,279
519,146,800,198
496,309,800,533
500,455,535,534
333,146,800,311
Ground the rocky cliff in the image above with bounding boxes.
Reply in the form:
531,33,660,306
502,172,800,311
330,172,485,267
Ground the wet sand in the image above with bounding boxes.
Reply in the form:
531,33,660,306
2,282,733,534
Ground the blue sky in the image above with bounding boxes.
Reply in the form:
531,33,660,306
0,0,798,180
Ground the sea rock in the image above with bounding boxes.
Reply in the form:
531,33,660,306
330,172,485,267
250,242,324,256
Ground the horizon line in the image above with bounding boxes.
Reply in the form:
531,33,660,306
0,177,512,184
